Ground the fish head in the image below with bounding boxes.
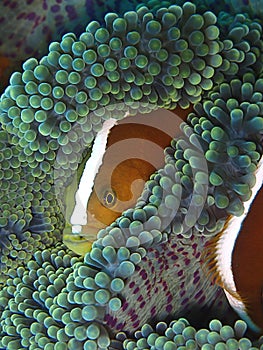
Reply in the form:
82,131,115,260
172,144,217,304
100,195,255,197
85,157,156,229
63,107,190,255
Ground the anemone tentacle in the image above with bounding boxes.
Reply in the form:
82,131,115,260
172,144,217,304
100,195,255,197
0,0,141,91
0,1,231,277
113,318,258,349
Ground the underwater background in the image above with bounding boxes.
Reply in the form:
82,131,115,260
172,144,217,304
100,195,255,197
0,0,263,349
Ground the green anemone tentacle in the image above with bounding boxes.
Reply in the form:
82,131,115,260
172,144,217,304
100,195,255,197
116,318,255,349
0,0,263,349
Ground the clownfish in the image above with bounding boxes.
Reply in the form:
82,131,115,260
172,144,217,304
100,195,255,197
204,156,263,332
0,55,15,92
63,106,191,255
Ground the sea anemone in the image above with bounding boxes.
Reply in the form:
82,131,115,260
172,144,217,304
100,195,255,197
0,0,263,349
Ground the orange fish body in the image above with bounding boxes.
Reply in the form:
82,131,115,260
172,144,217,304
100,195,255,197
231,183,263,331
85,121,173,230
204,156,263,332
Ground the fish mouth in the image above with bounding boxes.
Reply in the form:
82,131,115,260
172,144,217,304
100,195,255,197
63,229,98,250
63,221,103,242
63,234,93,244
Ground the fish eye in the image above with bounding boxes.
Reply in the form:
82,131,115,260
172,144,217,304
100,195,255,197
103,190,116,208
